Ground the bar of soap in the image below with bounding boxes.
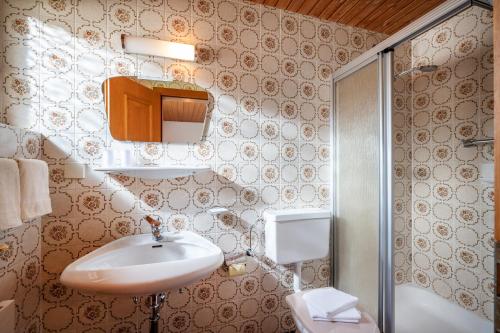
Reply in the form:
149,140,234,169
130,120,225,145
228,263,246,277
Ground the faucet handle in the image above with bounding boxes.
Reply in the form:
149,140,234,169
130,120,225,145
145,216,161,227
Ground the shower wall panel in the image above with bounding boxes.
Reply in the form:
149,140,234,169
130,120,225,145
409,6,494,320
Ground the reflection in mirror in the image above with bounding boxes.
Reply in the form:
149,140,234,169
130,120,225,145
102,76,210,143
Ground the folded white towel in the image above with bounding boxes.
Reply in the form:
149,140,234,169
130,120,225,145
302,287,359,318
305,300,361,323
0,158,22,230
17,158,52,221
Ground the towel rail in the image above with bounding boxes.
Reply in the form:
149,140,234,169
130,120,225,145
462,138,494,147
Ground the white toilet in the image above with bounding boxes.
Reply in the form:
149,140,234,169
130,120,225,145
263,208,380,333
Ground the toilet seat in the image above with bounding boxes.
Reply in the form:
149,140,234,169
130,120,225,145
286,291,380,333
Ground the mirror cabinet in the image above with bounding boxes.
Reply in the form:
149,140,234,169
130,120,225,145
102,77,210,143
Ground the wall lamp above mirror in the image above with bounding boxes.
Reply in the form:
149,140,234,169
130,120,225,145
121,34,195,61
102,77,210,143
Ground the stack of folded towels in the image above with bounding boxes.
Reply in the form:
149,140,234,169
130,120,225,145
0,158,52,231
303,287,361,323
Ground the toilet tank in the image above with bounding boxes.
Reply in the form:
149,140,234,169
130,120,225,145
264,208,331,265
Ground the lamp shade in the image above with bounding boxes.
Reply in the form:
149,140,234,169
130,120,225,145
122,34,195,61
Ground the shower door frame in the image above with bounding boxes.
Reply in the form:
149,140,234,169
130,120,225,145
330,49,393,332
329,1,493,333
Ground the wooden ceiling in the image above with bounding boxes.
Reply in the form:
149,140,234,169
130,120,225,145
250,0,446,35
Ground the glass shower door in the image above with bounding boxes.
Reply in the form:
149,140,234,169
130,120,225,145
333,59,381,323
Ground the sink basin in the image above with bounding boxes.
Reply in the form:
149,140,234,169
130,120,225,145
60,231,224,295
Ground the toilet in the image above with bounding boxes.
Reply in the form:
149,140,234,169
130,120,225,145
263,208,380,333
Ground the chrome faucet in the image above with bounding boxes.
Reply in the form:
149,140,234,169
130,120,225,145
145,216,163,241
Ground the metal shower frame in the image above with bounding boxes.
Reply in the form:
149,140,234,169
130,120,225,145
329,1,493,333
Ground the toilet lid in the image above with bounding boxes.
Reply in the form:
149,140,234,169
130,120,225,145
286,291,380,333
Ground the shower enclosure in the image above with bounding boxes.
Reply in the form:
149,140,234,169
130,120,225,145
331,1,494,333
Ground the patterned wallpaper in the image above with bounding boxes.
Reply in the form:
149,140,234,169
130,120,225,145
0,0,386,332
396,6,494,320
393,39,413,286
0,123,42,333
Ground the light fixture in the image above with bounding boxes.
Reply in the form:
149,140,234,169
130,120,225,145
121,34,195,62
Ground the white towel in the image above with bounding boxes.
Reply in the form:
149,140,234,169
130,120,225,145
0,158,22,230
17,158,52,220
302,287,359,318
330,307,361,323
305,300,361,323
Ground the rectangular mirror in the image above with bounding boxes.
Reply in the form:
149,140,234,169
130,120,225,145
102,76,210,143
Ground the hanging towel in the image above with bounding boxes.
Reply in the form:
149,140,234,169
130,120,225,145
0,158,22,230
305,301,361,323
302,287,359,318
17,158,52,220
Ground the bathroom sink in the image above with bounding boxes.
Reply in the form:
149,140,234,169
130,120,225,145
60,231,224,295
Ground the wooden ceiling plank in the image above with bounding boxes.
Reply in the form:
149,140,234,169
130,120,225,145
328,0,363,23
339,0,383,25
275,0,293,10
286,0,306,12
309,0,334,17
386,4,443,34
363,0,423,31
263,0,279,6
384,0,444,34
383,0,442,30
319,0,346,20
355,0,405,30
383,0,444,34
346,0,386,27
297,0,319,15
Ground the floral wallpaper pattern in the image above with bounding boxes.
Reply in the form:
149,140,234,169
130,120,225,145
393,39,413,286
394,6,494,320
0,0,385,332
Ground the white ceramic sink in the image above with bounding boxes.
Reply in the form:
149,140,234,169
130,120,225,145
60,231,224,295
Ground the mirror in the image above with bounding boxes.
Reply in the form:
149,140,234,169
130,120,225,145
102,76,210,143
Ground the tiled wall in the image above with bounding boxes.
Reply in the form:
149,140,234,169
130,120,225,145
0,123,43,332
393,40,413,285
409,6,494,319
0,0,386,331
